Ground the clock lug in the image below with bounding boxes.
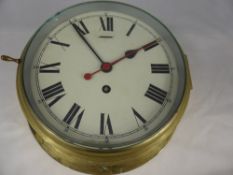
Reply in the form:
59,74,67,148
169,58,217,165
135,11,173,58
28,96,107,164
1,55,21,64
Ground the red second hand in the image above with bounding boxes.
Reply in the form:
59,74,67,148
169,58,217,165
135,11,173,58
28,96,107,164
84,49,141,80
83,39,160,80
84,70,101,80
84,62,113,80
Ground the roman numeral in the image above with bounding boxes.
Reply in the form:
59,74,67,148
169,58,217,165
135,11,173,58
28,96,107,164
41,82,65,107
39,62,61,73
100,16,113,31
126,23,136,36
145,84,167,105
132,108,146,126
151,64,170,73
143,40,159,51
63,103,84,129
50,40,70,47
71,20,89,35
100,113,113,135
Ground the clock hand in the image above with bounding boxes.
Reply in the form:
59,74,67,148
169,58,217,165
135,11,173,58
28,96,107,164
111,38,161,65
70,21,105,64
83,50,139,80
84,39,161,80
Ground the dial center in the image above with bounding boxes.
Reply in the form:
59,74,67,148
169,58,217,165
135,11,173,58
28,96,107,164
101,63,112,73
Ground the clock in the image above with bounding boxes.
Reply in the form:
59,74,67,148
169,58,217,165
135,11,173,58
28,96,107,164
1,1,192,174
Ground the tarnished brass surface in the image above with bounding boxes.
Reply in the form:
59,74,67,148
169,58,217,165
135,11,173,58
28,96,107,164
16,42,192,174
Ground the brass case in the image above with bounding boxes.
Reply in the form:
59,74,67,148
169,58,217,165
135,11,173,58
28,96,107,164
16,43,192,175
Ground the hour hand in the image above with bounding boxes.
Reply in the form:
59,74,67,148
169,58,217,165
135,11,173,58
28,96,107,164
70,21,104,64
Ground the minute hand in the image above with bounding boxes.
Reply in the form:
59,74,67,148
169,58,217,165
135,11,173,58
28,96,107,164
71,22,104,63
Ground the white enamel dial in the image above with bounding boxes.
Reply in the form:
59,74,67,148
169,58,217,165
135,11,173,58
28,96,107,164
23,2,186,149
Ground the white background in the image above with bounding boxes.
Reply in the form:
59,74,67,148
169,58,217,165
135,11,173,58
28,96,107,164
0,0,233,175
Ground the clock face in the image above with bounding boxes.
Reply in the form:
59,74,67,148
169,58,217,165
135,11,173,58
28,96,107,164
23,1,185,149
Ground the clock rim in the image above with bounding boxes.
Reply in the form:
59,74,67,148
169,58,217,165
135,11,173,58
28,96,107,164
21,1,187,149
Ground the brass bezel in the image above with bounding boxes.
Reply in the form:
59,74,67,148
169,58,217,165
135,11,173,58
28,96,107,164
16,38,192,174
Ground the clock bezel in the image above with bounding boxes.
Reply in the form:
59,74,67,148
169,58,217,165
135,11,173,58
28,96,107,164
21,1,187,149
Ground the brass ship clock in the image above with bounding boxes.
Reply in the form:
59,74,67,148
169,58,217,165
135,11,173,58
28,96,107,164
1,1,192,174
